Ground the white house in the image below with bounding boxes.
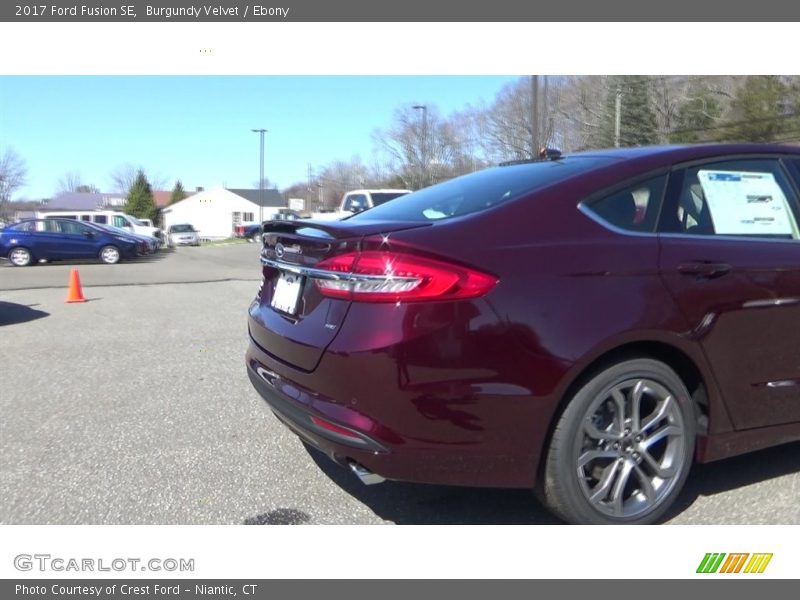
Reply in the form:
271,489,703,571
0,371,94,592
161,187,286,239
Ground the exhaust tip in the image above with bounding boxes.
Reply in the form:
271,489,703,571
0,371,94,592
348,461,386,485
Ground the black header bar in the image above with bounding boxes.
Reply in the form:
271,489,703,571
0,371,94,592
4,0,800,21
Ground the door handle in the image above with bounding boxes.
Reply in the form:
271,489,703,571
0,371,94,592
677,261,732,279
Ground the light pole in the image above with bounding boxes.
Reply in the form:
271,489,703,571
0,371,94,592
251,128,267,222
412,104,427,187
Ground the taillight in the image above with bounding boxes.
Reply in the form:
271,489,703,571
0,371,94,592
313,251,497,302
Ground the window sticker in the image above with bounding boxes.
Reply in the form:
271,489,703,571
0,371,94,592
698,170,796,236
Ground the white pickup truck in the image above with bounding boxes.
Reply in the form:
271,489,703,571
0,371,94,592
310,189,411,220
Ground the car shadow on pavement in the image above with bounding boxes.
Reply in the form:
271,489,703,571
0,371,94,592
306,439,800,524
0,301,50,326
303,444,563,524
129,252,170,263
666,440,800,521
244,508,312,525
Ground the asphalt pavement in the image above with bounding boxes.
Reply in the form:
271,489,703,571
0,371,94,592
2,243,800,524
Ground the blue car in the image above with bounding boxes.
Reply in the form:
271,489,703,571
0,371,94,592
89,222,159,254
0,218,141,266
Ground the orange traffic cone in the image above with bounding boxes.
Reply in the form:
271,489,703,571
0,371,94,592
65,268,87,303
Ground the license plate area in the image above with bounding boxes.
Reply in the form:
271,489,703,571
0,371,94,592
271,272,304,315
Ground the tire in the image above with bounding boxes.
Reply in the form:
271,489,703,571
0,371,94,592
541,358,695,524
8,247,32,267
99,245,121,264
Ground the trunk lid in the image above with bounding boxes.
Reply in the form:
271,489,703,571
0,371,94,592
248,219,430,371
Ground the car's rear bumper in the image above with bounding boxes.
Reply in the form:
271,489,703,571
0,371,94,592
246,330,551,489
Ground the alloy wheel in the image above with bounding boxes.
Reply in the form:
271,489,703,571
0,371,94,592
575,378,687,519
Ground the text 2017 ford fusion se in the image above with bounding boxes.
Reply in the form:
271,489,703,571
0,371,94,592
246,144,800,524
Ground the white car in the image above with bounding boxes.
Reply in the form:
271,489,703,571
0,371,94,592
167,223,200,247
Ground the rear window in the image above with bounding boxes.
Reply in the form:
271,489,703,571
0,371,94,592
349,157,616,222
584,175,667,233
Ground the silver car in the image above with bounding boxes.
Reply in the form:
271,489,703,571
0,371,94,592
167,224,200,247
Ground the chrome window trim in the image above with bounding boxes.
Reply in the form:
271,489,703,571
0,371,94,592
579,202,800,245
577,202,657,239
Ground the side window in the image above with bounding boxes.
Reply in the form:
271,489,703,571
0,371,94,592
112,215,129,229
94,215,108,225
58,220,85,235
585,175,666,232
43,220,60,232
664,159,800,240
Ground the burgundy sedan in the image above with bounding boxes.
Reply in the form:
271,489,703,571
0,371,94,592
246,144,800,524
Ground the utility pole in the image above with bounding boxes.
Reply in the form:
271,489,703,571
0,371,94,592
542,75,549,148
531,75,540,157
307,163,314,210
413,104,428,187
251,128,267,222
614,88,623,148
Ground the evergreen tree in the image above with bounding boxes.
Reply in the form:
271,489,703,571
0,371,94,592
125,170,157,223
596,76,659,148
721,76,792,142
169,180,187,205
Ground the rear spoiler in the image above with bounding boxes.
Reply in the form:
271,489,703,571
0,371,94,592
261,218,431,240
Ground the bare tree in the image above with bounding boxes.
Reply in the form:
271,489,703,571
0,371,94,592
250,177,273,190
318,158,371,210
111,164,168,195
58,170,99,193
477,76,579,162
0,147,28,220
110,164,140,195
373,104,464,190
478,78,537,161
552,76,609,150
58,170,83,193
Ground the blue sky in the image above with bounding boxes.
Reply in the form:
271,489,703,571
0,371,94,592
0,76,521,199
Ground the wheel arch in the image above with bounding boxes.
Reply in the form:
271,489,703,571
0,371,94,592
536,337,730,489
